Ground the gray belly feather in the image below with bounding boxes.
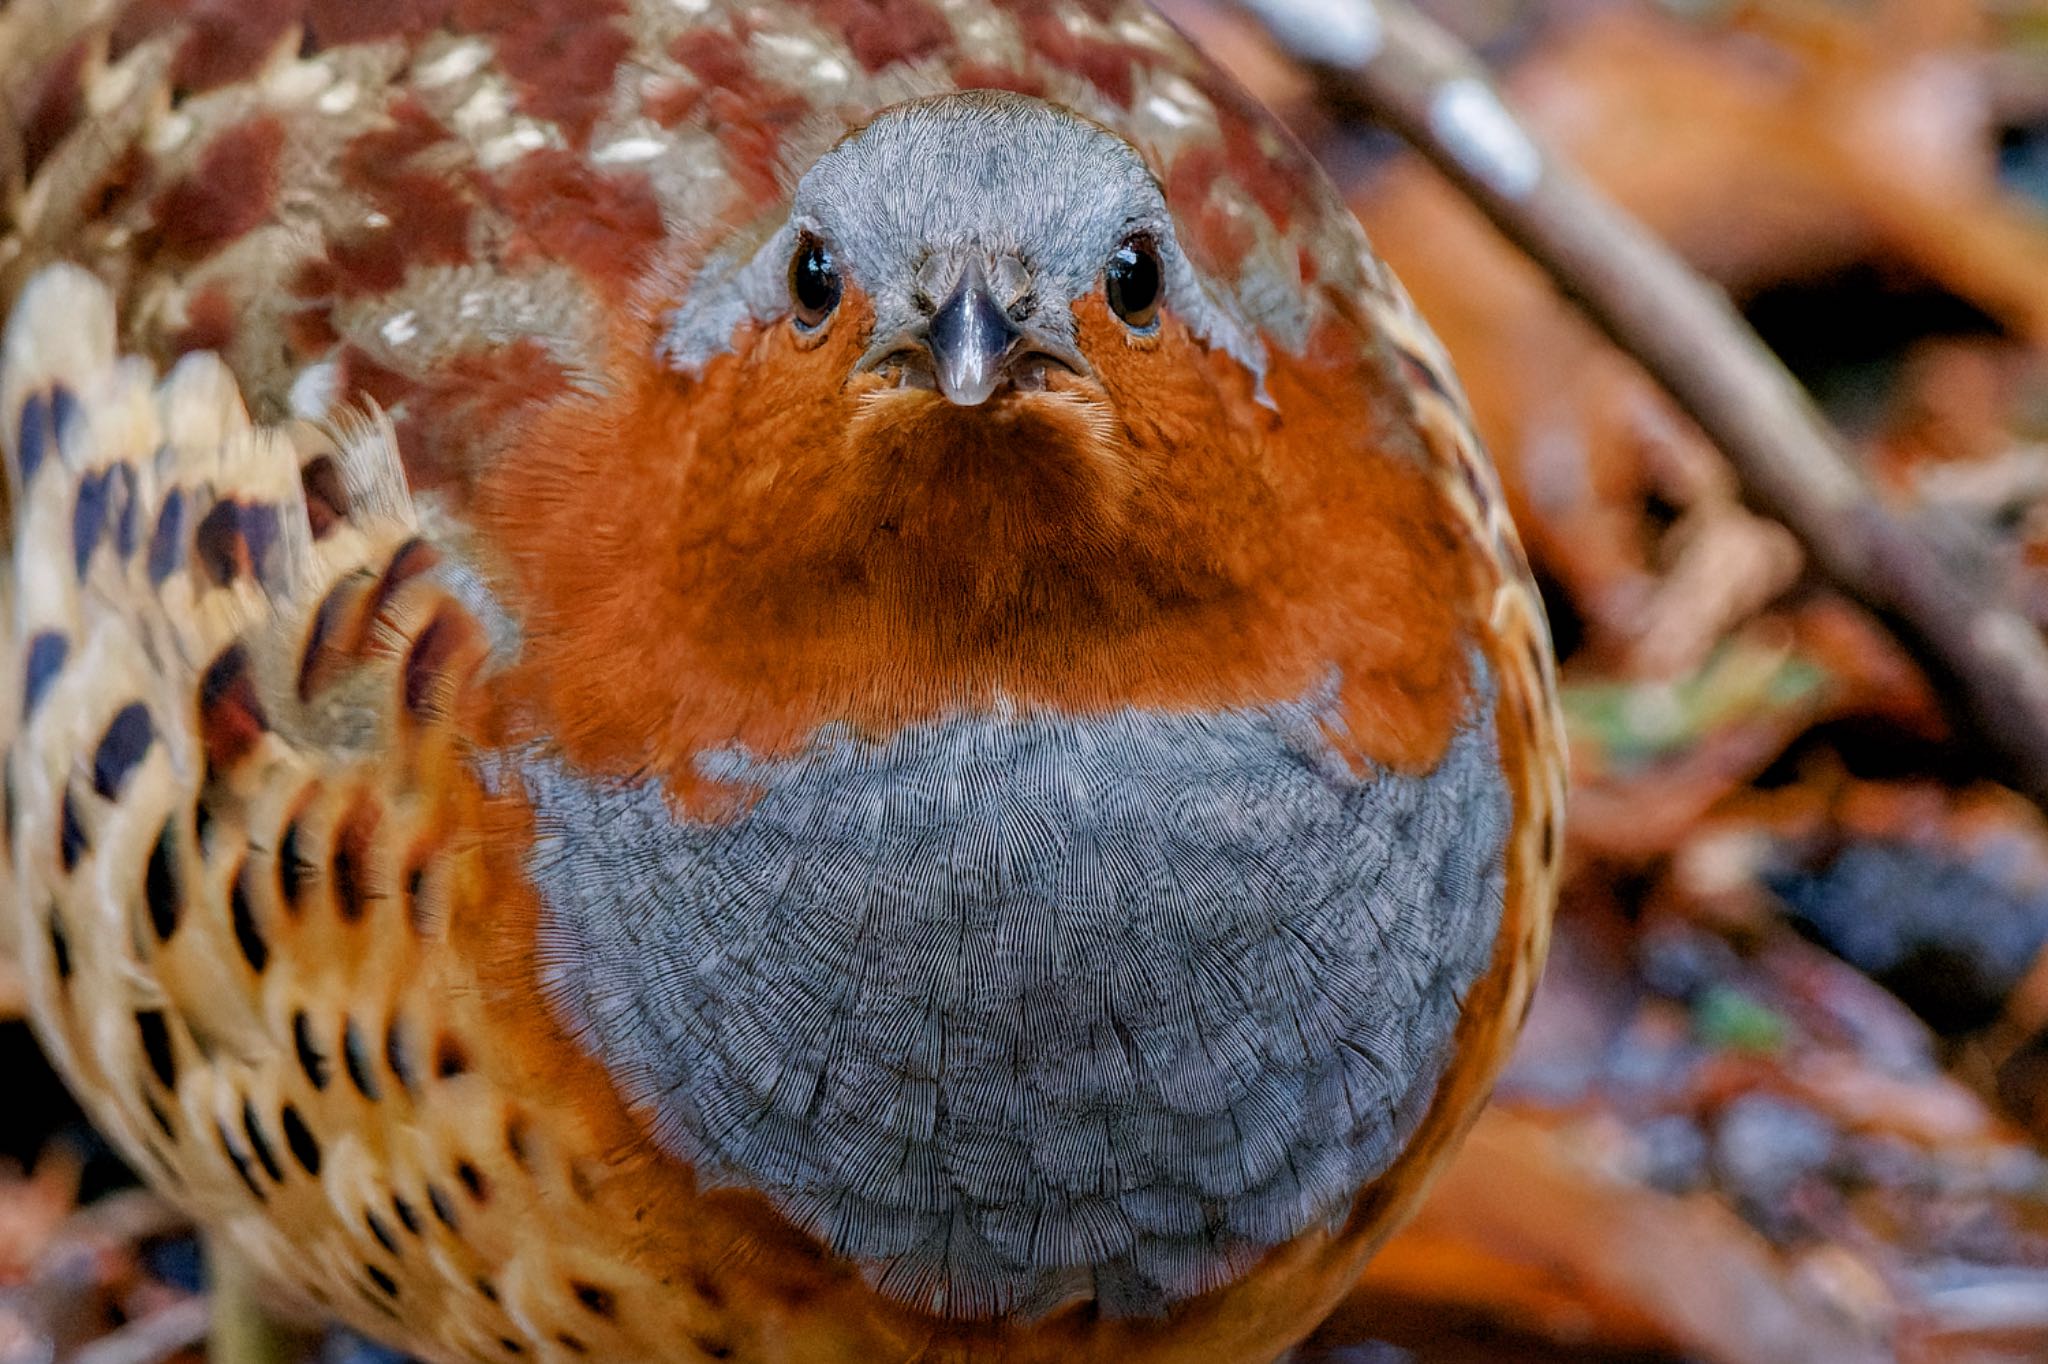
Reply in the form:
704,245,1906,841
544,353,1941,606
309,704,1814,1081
515,665,1508,1319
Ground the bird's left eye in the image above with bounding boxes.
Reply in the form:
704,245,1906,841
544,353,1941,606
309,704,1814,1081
1105,236,1163,332
790,234,842,329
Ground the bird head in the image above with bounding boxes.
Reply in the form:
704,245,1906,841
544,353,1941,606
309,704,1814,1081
784,90,1163,411
644,90,1281,613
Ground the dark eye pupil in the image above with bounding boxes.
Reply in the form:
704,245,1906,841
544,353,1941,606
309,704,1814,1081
791,238,842,328
1106,239,1162,330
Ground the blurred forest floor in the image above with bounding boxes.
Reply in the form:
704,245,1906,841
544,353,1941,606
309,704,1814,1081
14,1,2048,1361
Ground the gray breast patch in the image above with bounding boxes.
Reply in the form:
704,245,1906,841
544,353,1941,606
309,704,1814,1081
516,668,1508,1319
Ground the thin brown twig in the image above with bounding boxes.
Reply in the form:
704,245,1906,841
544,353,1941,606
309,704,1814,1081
1237,0,2048,811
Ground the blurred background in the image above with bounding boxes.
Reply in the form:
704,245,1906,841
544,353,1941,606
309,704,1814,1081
13,0,2048,1361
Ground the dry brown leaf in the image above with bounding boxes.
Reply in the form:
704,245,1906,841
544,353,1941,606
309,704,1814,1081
1329,1109,1890,1364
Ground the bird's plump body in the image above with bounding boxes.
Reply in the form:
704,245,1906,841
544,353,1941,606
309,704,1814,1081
0,2,1562,1361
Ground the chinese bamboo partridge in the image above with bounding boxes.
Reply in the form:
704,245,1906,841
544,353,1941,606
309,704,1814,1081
0,1,1564,1361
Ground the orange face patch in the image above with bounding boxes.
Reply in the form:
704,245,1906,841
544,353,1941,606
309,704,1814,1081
479,276,1489,807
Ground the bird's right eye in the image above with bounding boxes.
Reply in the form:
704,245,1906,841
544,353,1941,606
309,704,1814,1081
790,235,842,329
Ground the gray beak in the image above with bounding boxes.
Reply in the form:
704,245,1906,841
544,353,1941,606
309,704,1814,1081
927,260,1022,407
